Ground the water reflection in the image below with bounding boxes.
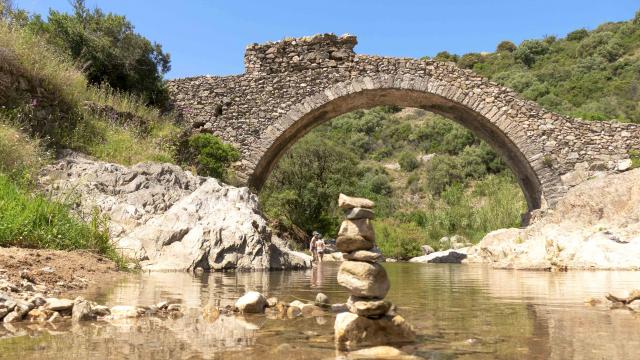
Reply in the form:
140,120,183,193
1,263,640,359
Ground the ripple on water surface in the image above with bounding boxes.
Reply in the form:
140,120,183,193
2,263,640,359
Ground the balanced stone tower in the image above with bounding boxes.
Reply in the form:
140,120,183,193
334,193,416,350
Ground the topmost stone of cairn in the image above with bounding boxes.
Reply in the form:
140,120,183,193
338,193,375,209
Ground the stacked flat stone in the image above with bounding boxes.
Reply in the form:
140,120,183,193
334,193,415,350
335,193,390,316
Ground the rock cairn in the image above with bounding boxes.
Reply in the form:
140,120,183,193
333,193,415,350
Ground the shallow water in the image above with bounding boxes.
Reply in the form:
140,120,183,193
2,263,640,359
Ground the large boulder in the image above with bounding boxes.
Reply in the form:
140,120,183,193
40,153,311,272
338,219,375,242
235,291,267,313
334,312,416,350
337,261,390,298
409,249,468,264
336,235,374,253
338,194,374,209
467,168,640,270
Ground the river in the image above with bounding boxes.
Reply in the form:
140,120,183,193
1,263,640,359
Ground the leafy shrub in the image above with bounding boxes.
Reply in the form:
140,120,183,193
425,155,463,195
187,133,240,180
496,41,517,52
567,29,589,41
374,218,429,260
399,151,419,171
434,51,459,63
458,53,484,69
514,40,550,67
26,0,171,106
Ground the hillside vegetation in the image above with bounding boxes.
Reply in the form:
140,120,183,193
262,12,640,259
0,3,179,264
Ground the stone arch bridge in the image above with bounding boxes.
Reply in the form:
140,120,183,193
167,34,640,211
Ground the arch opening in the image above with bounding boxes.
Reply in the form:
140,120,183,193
250,88,543,211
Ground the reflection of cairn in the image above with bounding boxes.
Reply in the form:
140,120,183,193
334,193,415,350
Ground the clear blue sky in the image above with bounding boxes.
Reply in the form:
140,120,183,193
14,0,640,79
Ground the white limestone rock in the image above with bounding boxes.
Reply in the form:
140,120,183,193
40,153,311,272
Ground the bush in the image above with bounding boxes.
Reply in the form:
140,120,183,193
566,29,589,41
187,133,240,180
425,155,463,195
398,151,419,171
458,53,484,69
374,218,429,260
496,41,517,53
26,0,171,106
434,51,459,63
514,40,550,67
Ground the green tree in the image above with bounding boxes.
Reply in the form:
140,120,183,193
188,134,240,180
261,132,361,236
514,40,550,67
26,0,171,106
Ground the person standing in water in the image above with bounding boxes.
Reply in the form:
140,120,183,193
310,231,319,263
315,235,326,263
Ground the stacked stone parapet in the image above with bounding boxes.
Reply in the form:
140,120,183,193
244,33,357,75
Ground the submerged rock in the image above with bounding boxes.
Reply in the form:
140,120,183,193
40,153,311,272
334,312,416,350
348,346,421,359
72,300,95,322
409,249,468,264
235,291,267,313
315,293,330,307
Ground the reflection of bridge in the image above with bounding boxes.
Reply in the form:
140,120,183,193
167,34,640,210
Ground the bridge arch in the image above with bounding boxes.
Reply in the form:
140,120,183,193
248,75,552,211
167,34,640,213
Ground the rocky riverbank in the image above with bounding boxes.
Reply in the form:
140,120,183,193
0,247,122,294
407,168,640,270
39,152,311,272
466,168,640,270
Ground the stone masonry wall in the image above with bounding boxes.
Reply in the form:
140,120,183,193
167,34,640,210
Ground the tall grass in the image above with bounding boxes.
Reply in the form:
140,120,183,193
0,121,48,182
376,173,526,259
0,173,120,260
0,20,180,164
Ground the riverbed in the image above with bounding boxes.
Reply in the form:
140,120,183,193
1,263,640,359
